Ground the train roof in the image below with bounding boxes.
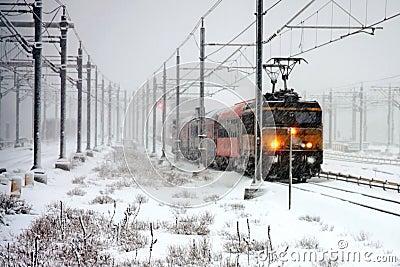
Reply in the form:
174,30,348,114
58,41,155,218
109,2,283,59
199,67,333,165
179,108,223,125
244,89,321,110
218,101,250,120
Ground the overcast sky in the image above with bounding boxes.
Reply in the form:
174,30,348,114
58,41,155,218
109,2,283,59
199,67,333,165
57,0,400,95
1,0,399,144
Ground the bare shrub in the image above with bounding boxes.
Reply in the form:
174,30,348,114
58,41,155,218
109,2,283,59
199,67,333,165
172,190,197,199
135,193,148,204
93,150,129,179
367,240,382,249
299,215,321,223
223,203,245,212
296,237,319,249
66,187,86,196
1,205,112,266
164,172,190,186
0,193,32,225
90,195,115,205
170,211,214,235
72,175,86,185
0,202,150,266
320,223,334,232
107,177,133,191
353,231,369,242
318,256,339,267
203,194,220,202
166,238,212,266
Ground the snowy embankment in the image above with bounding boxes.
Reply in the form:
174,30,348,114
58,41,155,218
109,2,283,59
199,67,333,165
0,142,399,266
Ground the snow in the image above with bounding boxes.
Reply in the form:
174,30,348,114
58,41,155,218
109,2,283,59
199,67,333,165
0,142,399,266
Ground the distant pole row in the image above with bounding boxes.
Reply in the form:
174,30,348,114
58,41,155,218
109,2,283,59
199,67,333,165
320,84,400,153
0,0,126,179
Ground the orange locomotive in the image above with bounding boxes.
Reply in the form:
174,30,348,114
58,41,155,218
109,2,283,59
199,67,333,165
179,89,323,181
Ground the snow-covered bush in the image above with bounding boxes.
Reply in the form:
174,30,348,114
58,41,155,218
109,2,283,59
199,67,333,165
299,214,321,222
296,236,319,249
170,211,214,235
66,187,86,196
90,195,115,204
0,193,32,225
0,203,149,265
353,230,369,241
1,205,112,266
135,193,148,204
166,238,212,266
172,190,197,199
72,175,86,185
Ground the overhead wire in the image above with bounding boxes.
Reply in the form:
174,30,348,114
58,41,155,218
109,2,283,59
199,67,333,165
154,0,225,74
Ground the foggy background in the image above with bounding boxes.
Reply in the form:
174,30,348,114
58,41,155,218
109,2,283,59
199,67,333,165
1,0,399,147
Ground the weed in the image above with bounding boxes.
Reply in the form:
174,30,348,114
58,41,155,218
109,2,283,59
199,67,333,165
66,187,86,196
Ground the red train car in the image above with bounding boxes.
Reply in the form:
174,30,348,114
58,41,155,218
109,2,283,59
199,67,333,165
214,101,248,169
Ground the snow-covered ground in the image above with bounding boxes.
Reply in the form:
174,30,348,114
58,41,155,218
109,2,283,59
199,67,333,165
0,142,399,266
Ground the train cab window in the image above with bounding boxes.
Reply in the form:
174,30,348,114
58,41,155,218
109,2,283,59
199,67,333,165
266,110,321,127
295,111,318,124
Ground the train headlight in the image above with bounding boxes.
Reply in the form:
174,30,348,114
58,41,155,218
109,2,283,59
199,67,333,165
307,156,316,164
306,142,313,149
270,140,279,149
300,143,305,148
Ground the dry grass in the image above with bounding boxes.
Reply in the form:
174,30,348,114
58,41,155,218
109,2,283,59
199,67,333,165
66,187,86,196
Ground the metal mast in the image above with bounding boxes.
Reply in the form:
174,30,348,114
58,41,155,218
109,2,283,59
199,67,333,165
152,75,157,155
161,63,166,159
86,56,91,151
108,82,112,146
254,0,263,182
116,85,120,142
58,6,68,163
32,0,43,171
175,48,180,162
199,18,205,166
145,82,149,149
94,66,98,148
14,71,20,147
101,77,105,145
76,43,83,154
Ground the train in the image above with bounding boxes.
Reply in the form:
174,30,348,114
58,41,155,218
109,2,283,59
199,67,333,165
178,88,323,182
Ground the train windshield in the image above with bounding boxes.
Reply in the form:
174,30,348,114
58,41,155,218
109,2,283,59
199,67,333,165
263,110,321,127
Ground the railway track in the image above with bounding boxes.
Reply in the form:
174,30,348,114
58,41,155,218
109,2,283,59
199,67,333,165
325,151,400,166
317,170,400,193
306,181,400,205
275,181,400,218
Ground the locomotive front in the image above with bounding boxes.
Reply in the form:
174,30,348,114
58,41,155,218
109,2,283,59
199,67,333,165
261,90,323,181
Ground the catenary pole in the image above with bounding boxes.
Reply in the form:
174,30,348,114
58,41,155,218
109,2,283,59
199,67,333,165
255,0,263,182
145,82,149,149
359,84,363,151
14,71,20,147
175,48,180,162
152,75,157,155
199,18,205,166
328,89,333,149
116,85,120,142
76,42,83,154
101,77,105,145
161,63,166,158
108,82,112,146
58,6,68,160
94,66,98,148
32,0,43,170
86,56,91,151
